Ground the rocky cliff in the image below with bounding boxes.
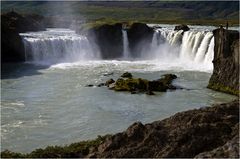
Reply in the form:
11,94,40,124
208,28,239,96
88,23,123,59
1,11,45,62
88,23,154,59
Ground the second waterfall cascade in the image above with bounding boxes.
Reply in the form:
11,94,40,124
122,29,131,59
150,27,214,66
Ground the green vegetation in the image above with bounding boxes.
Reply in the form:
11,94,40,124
1,1,239,26
1,134,111,158
207,82,239,96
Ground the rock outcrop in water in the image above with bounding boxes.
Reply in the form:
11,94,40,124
104,73,177,94
86,73,177,94
208,28,239,96
174,24,190,32
1,11,45,62
1,100,239,158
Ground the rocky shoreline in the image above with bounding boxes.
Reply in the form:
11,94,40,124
1,100,239,158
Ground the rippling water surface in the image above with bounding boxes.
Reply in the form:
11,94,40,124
1,60,236,152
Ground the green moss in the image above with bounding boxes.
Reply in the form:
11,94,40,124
114,78,148,91
207,82,239,96
1,134,111,158
1,150,26,158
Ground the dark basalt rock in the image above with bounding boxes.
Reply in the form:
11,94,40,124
207,28,239,96
86,84,94,87
105,79,115,87
103,72,114,76
174,24,190,32
97,83,105,87
1,11,45,63
88,100,239,158
127,23,154,58
120,72,133,78
194,134,239,158
88,23,123,59
88,22,154,59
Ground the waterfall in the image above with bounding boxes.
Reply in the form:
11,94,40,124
150,28,214,65
20,28,99,64
122,29,130,58
194,32,213,62
204,37,214,63
20,26,215,69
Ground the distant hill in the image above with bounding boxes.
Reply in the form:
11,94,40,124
1,1,239,25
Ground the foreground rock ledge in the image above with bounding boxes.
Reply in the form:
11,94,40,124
1,100,239,158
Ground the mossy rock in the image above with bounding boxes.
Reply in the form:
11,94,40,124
207,82,239,96
113,74,177,93
121,72,133,78
114,78,148,91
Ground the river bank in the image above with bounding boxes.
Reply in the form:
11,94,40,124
1,100,239,158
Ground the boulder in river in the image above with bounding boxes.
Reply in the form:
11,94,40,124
174,24,190,32
121,72,133,78
105,79,115,87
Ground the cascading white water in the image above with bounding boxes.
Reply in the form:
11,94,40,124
20,26,215,71
20,28,99,64
204,37,214,63
194,32,213,62
150,27,214,68
122,29,130,58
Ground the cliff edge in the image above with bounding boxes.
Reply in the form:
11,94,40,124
208,28,239,96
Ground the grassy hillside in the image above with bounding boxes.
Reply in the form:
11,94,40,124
1,1,239,26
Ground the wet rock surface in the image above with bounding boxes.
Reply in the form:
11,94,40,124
174,24,190,31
